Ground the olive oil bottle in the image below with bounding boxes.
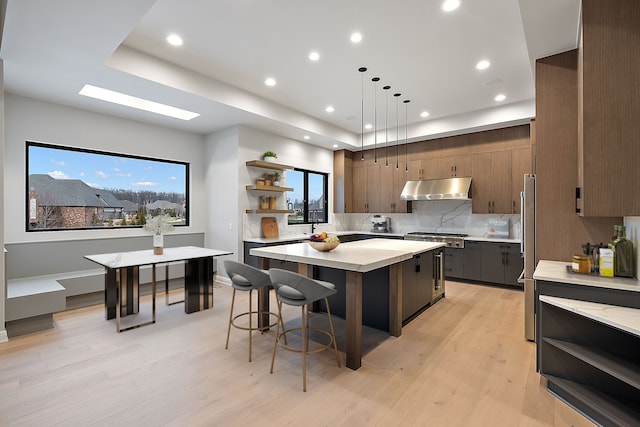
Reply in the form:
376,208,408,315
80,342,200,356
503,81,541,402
609,225,634,278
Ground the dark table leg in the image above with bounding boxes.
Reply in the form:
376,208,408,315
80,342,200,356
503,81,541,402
184,256,214,314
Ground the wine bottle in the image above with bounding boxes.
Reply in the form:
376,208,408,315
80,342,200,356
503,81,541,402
613,225,634,278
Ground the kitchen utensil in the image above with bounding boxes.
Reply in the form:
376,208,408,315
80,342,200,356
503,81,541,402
261,217,279,238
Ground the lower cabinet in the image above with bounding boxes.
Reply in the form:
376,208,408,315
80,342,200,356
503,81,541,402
537,280,640,425
447,241,523,287
444,247,464,278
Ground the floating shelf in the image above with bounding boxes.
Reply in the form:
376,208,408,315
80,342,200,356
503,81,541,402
246,185,294,192
245,160,293,170
245,209,294,214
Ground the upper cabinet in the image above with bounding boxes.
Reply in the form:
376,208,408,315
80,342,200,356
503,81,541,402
333,125,531,214
471,151,511,214
576,0,640,216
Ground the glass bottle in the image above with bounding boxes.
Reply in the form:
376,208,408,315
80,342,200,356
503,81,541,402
613,225,634,278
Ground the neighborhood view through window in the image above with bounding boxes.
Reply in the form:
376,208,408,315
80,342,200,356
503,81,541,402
26,141,189,231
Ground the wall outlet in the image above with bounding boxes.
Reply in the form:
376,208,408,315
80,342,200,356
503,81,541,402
228,222,233,230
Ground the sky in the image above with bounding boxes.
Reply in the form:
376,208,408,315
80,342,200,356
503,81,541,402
28,144,187,194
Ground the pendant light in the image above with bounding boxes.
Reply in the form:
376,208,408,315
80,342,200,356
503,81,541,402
358,67,367,161
394,93,401,169
372,77,380,164
404,99,410,172
383,85,391,167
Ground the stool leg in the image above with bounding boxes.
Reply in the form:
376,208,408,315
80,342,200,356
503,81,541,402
270,299,283,374
225,289,236,350
325,297,341,367
302,304,307,392
248,289,253,362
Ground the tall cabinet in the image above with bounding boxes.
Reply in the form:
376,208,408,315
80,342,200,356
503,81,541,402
576,0,640,217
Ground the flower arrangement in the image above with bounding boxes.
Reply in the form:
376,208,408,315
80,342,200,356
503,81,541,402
143,215,175,235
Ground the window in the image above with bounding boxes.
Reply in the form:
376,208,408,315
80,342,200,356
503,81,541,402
26,141,189,231
286,168,328,225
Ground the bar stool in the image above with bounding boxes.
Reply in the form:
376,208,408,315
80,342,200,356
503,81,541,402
224,260,280,362
268,268,341,392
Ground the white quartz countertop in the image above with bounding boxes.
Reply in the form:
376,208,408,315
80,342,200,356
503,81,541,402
540,295,640,338
249,238,444,273
534,260,640,293
85,246,232,269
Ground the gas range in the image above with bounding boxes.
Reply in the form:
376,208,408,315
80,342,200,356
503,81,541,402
403,231,468,248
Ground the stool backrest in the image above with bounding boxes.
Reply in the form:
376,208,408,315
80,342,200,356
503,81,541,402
224,260,271,289
268,268,336,304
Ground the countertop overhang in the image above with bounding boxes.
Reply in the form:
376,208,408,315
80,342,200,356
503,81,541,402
249,238,444,273
534,260,640,293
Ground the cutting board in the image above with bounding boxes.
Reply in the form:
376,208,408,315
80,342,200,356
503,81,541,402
261,217,279,238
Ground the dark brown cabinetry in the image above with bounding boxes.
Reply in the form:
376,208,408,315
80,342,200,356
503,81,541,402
576,0,640,217
333,126,531,214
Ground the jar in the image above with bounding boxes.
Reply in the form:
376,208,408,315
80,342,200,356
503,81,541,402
269,196,276,210
571,254,591,274
260,196,268,210
256,178,265,186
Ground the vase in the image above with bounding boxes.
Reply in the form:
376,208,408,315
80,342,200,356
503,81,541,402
153,234,164,255
263,156,277,163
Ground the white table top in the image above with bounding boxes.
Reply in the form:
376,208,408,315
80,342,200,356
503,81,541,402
534,260,640,292
85,246,232,269
540,295,640,338
249,238,444,273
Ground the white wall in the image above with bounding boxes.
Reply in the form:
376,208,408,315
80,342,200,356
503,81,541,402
4,93,207,243
1,61,7,342
237,126,334,240
204,126,240,280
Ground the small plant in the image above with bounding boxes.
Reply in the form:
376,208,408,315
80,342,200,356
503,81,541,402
263,151,277,159
273,171,280,180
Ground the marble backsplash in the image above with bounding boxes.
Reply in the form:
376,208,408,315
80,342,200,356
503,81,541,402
244,200,521,240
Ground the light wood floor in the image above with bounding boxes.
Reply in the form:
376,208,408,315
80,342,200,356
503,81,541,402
0,280,594,426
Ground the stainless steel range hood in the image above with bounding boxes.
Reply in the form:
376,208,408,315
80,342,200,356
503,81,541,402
400,177,472,201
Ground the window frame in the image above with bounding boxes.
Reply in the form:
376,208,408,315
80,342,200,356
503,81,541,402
287,167,329,226
25,141,190,232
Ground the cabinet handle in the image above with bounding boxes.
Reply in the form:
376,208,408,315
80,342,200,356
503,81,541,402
492,201,495,213
512,200,516,214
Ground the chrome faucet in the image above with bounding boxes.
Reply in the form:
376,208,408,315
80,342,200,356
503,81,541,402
311,209,318,233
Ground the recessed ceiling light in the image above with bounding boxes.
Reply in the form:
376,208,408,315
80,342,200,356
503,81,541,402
420,111,430,118
309,51,320,61
332,144,339,148
494,94,506,102
350,32,362,43
79,84,199,120
265,77,276,87
476,60,490,70
365,123,372,130
325,106,335,113
166,34,183,46
442,0,460,12
304,135,310,140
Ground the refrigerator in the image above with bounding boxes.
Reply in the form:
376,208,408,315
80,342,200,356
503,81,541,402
519,174,536,341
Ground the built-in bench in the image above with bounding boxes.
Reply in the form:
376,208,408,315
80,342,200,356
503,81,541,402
5,269,104,337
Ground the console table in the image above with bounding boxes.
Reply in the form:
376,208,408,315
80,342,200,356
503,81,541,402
85,246,232,332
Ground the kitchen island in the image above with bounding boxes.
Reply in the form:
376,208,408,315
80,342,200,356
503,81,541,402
250,238,444,369
534,260,640,425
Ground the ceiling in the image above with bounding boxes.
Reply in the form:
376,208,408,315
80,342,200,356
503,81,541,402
0,0,581,151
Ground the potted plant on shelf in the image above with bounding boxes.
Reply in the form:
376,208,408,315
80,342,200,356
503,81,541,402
273,171,280,186
143,214,175,255
262,151,277,163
